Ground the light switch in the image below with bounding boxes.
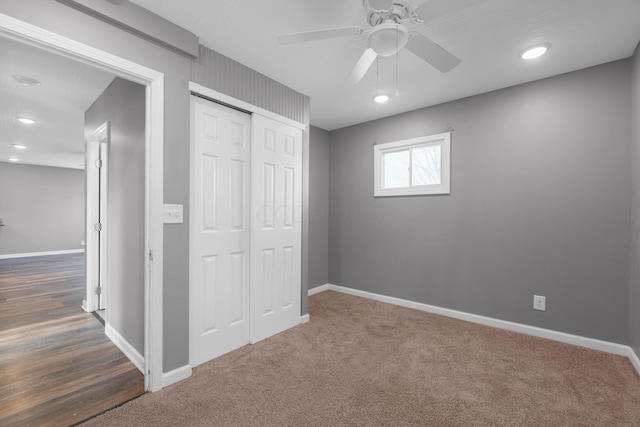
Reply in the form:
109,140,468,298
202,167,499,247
163,204,183,224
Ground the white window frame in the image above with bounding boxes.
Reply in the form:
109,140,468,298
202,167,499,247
374,132,451,197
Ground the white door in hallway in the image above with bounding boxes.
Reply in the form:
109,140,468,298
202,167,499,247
250,114,302,343
191,96,251,367
84,123,109,315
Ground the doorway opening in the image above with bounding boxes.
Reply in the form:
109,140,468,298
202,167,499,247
0,13,165,393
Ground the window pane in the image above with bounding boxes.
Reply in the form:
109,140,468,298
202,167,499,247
383,150,409,189
412,145,441,186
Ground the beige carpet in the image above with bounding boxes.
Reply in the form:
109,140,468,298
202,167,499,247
81,291,640,426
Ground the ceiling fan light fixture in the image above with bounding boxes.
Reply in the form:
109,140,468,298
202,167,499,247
521,43,550,60
369,21,408,57
373,93,390,103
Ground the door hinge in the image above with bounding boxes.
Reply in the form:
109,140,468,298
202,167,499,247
95,159,103,168
95,286,102,295
148,250,154,261
94,223,103,232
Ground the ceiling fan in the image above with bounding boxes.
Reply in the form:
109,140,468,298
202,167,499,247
278,0,484,84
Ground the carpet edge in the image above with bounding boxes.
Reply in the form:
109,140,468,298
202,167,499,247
315,283,640,376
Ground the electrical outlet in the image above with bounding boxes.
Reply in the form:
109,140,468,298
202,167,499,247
81,240,85,246
533,295,546,311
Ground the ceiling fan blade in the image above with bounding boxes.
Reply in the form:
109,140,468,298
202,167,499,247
415,0,490,22
368,0,393,11
348,48,378,84
405,33,461,73
278,27,363,45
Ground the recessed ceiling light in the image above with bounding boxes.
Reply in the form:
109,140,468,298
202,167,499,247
521,44,550,60
373,94,389,103
17,117,36,125
12,74,41,86
13,144,27,150
9,157,19,162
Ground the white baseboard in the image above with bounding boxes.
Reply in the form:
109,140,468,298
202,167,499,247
308,284,329,296
0,248,84,260
161,313,309,391
630,347,640,375
312,284,640,375
161,364,192,388
105,323,145,374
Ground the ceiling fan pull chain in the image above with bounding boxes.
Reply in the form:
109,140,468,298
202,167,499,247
395,23,399,96
376,55,380,94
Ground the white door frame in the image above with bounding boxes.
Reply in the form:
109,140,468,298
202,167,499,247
97,140,109,312
0,14,165,392
83,122,109,314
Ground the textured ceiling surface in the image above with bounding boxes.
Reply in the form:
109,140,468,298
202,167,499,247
0,36,114,169
131,0,640,130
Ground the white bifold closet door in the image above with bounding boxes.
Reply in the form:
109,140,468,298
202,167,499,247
190,95,302,367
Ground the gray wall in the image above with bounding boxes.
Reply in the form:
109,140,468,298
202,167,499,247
631,44,640,356
0,163,84,256
85,77,146,355
192,45,307,124
302,97,311,315
0,0,311,372
329,60,632,344
309,126,330,290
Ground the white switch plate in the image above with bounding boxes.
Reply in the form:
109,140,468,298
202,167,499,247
533,295,546,311
163,204,183,224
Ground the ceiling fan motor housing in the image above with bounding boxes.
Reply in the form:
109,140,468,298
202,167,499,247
365,0,415,26
368,21,409,56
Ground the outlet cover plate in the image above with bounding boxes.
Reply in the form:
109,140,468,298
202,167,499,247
533,295,546,311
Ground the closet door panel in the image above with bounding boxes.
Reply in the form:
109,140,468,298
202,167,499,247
250,114,302,343
190,96,251,366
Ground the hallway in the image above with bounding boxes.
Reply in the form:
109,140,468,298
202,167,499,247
0,253,144,426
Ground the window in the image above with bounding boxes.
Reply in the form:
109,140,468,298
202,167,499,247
374,132,451,197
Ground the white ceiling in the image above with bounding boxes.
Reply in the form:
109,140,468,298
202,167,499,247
0,36,115,169
130,0,640,131
1,0,639,170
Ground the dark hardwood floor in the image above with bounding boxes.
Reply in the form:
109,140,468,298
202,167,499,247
0,253,145,426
